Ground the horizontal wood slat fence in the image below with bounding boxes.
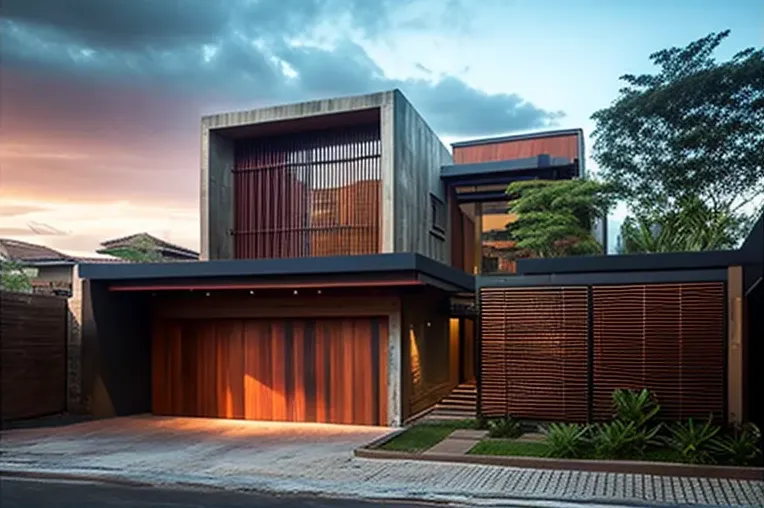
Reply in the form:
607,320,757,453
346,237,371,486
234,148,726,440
480,282,726,423
1,291,67,421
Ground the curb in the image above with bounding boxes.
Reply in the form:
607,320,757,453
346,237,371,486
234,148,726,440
0,469,154,488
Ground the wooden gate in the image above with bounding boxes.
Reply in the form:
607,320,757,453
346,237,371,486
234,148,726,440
479,282,726,422
1,291,67,421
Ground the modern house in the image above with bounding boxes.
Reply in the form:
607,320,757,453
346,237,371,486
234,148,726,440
74,90,762,431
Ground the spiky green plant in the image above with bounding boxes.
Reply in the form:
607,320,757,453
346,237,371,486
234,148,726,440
710,423,762,466
542,423,591,459
662,416,721,464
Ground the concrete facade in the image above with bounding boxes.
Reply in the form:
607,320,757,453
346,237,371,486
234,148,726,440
392,91,452,263
200,90,453,265
201,91,396,260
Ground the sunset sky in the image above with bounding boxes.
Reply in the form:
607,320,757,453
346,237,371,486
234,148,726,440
0,0,761,256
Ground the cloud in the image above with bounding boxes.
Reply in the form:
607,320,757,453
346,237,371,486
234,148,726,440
0,0,562,137
0,196,199,253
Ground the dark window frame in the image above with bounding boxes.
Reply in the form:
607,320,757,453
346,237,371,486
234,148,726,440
430,193,446,238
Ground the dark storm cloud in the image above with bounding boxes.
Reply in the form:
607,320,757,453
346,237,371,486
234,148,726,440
0,0,562,136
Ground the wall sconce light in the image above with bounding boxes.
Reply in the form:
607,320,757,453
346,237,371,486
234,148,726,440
205,292,210,297
249,290,254,295
426,321,432,327
293,290,299,295
317,289,322,295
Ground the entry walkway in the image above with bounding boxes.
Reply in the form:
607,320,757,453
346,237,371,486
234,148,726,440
1,416,762,507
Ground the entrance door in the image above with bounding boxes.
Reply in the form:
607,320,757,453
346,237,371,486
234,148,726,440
152,317,388,425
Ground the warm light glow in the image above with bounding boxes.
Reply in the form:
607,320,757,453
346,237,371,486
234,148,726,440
409,327,422,386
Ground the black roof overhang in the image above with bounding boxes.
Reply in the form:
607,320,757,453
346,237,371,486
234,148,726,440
78,253,475,294
440,155,580,189
515,249,744,276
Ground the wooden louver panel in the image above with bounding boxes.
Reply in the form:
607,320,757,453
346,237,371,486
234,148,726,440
233,124,382,259
480,287,589,422
592,283,725,422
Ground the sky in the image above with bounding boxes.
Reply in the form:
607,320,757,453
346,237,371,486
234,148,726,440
0,0,762,257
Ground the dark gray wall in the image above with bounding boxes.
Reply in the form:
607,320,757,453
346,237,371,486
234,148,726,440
392,90,453,264
81,282,152,417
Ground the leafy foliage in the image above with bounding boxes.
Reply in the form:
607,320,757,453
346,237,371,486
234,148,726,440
710,423,762,467
592,31,764,247
592,420,661,460
0,260,33,292
487,417,523,439
501,179,615,258
612,389,660,429
619,197,750,254
101,236,164,263
661,416,721,464
542,423,590,459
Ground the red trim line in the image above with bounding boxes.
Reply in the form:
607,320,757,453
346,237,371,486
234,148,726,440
108,279,424,292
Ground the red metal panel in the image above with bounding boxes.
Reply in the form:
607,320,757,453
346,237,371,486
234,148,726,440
233,124,381,259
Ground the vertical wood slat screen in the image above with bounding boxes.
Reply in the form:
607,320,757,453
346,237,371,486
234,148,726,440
592,283,725,421
233,124,381,259
152,317,388,425
480,287,589,422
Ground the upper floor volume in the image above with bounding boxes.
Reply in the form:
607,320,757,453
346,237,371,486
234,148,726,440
200,89,585,271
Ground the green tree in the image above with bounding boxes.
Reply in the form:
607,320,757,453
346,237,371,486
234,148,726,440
502,179,615,258
100,236,164,263
619,196,748,254
0,260,33,292
592,30,764,247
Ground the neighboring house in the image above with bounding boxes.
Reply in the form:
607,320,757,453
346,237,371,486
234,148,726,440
0,238,126,297
97,233,199,261
75,90,761,431
0,238,77,296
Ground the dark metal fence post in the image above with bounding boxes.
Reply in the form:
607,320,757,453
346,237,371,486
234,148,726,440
587,285,594,423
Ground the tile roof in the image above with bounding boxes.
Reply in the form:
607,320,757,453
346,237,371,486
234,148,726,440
0,238,74,263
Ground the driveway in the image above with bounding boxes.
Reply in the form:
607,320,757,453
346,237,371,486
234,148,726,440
0,415,389,480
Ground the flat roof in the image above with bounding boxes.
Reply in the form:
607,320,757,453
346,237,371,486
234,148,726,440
441,155,575,180
78,253,475,293
451,128,584,149
515,249,743,275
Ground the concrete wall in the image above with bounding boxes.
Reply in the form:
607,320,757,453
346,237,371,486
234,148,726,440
201,91,396,260
392,91,453,264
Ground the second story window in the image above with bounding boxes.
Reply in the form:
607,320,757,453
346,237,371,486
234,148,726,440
430,194,446,237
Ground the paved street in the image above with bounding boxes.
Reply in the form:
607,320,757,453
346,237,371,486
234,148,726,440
1,416,762,506
0,477,431,508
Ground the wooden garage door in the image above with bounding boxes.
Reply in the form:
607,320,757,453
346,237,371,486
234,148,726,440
152,317,388,425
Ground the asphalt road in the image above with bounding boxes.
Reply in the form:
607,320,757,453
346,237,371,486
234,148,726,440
0,477,438,508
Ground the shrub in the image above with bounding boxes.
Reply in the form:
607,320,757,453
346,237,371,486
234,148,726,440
710,423,762,466
487,417,523,439
542,423,590,459
662,416,721,464
612,388,660,429
592,420,661,460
